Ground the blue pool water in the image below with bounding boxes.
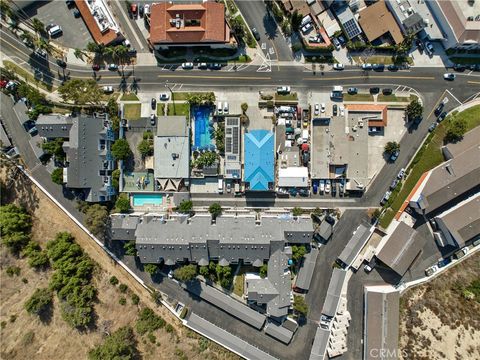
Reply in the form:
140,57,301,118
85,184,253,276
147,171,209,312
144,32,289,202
133,193,163,206
193,106,214,150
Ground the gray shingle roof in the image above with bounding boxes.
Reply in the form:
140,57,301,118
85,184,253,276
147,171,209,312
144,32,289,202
264,320,294,344
322,268,347,317
337,224,371,266
36,114,73,139
309,327,330,360
295,248,319,291
186,281,266,330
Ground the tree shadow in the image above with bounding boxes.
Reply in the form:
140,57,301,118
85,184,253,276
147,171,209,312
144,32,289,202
263,12,280,40
38,302,54,325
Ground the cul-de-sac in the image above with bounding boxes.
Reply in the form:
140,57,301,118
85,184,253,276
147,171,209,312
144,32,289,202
1,1,479,359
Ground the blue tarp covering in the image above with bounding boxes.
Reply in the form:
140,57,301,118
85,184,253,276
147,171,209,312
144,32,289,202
244,130,274,191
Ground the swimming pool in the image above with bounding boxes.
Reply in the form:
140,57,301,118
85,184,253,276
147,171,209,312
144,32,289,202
132,193,163,206
193,106,213,149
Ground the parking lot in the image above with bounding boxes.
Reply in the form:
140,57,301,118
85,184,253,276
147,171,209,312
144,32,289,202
23,1,93,49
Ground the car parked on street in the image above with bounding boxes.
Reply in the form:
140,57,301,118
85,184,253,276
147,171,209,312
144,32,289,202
397,168,406,179
182,62,194,69
437,257,451,268
333,63,344,70
102,86,113,93
362,63,372,70
198,63,208,69
347,87,358,95
130,3,138,18
370,87,380,94
425,265,438,276
390,179,399,190
150,114,156,126
437,112,447,122
390,150,400,162
387,64,398,71
380,191,391,206
382,88,393,95
108,63,118,71
56,58,67,68
372,64,385,71
159,93,169,101
277,86,291,94
151,98,156,110
434,103,444,116
251,28,261,41
428,122,437,132
92,64,101,71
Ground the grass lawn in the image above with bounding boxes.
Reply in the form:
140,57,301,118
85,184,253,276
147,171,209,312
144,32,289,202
167,103,190,117
343,93,374,102
120,93,139,101
4,60,54,92
171,92,209,101
377,94,411,103
378,105,480,229
123,103,141,120
157,103,165,116
352,55,413,65
51,106,73,114
275,93,298,101
233,274,245,297
449,57,480,65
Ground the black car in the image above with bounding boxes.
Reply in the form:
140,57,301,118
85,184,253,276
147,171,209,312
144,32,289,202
151,98,156,110
387,64,398,71
372,64,385,71
382,88,393,95
139,4,144,17
453,64,466,72
437,111,447,122
434,103,444,116
298,189,309,197
23,120,36,132
370,87,380,94
56,58,67,68
251,28,261,41
209,63,222,70
66,0,75,7
325,215,335,226
416,39,424,52
347,87,358,95
332,104,338,116
73,8,80,18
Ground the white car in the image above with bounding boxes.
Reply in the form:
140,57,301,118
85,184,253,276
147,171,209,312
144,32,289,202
314,103,320,115
362,63,372,70
182,62,194,69
340,106,345,116
168,270,174,279
321,103,326,113
397,168,406,179
159,93,170,101
277,86,291,94
102,86,113,93
325,180,331,193
144,4,150,14
425,41,434,55
443,73,456,81
333,63,344,70
425,265,438,276
301,23,313,34
47,25,63,37
364,264,373,273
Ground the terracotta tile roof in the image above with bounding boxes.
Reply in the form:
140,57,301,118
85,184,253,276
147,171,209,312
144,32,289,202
149,1,228,44
346,104,388,127
358,1,404,45
75,0,119,45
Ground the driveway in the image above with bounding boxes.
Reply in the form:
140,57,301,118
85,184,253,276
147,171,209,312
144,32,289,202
236,1,293,61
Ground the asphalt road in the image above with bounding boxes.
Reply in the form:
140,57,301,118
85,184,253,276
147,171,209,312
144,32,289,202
235,0,293,61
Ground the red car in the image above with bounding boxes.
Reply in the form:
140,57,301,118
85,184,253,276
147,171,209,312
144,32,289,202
0,80,8,88
130,3,138,17
92,64,100,71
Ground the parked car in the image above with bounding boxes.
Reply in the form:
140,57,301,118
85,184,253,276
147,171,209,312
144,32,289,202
182,62,194,69
56,58,67,68
151,98,156,110
372,64,385,71
437,257,451,268
390,150,400,162
34,48,48,59
364,263,374,273
428,122,437,132
387,64,399,71
314,103,320,115
437,112,447,122
370,87,380,94
332,104,338,116
382,88,393,95
298,189,309,197
443,73,456,81
321,103,325,113
139,4,144,17
301,23,313,34
319,179,325,194
362,63,372,70
309,35,321,43
331,182,336,197
92,64,101,71
102,86,113,93
159,93,169,101
73,8,80,18
325,180,331,193
425,265,438,276
434,103,444,116
333,63,344,70
453,247,468,260
416,39,424,51
277,86,291,94
332,37,340,50
289,188,298,197
453,64,466,72
325,215,335,226
347,87,358,95
226,183,232,193
130,3,138,17
144,4,150,15
251,27,261,41
312,181,318,194
198,63,208,69
108,63,118,71
380,191,391,206
390,179,399,190
425,41,434,55
47,24,63,37
168,270,174,279
209,63,222,70
397,168,406,179
150,114,156,126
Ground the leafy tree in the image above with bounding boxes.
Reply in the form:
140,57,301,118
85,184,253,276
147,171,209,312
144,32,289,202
24,288,52,316
58,79,104,105
290,10,303,32
112,169,121,192
229,17,245,40
384,141,400,155
151,290,162,304
119,297,127,305
177,200,193,214
131,294,140,305
199,266,209,277
0,204,32,253
28,250,50,269
31,18,45,36
124,241,137,256
51,168,64,185
111,139,132,160
214,122,225,153
241,102,248,113
445,116,467,143
173,264,197,282
292,207,303,216
137,139,153,157
109,276,119,285
6,266,21,276
35,37,52,54
42,138,65,161
292,245,306,263
293,295,308,317
135,308,165,335
208,203,222,219
20,31,34,46
406,99,423,120
115,193,131,213
194,151,217,169
259,264,268,278
144,264,158,275
88,326,138,360
84,204,109,237
119,283,128,293
0,1,12,20
281,19,292,36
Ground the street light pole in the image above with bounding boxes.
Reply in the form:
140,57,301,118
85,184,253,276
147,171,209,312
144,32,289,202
165,80,174,114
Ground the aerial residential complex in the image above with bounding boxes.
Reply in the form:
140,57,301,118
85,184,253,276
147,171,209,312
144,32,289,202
1,0,479,359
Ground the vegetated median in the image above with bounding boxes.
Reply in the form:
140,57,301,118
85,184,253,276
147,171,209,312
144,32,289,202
379,105,480,228
3,60,55,92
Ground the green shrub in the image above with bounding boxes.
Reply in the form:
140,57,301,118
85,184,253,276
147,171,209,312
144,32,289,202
109,276,119,286
136,307,166,335
6,266,21,277
24,288,52,316
119,284,128,293
119,297,127,305
88,326,138,360
131,294,140,305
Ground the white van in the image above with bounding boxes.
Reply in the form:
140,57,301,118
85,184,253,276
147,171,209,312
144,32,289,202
217,102,223,115
223,102,229,114
48,25,63,37
218,178,224,194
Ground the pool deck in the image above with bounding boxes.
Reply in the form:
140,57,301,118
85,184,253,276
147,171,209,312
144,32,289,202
123,171,154,192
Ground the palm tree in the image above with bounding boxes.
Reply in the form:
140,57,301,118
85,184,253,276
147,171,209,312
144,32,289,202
31,18,45,37
20,31,34,45
35,37,53,54
74,48,85,59
114,45,129,76
0,1,12,20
